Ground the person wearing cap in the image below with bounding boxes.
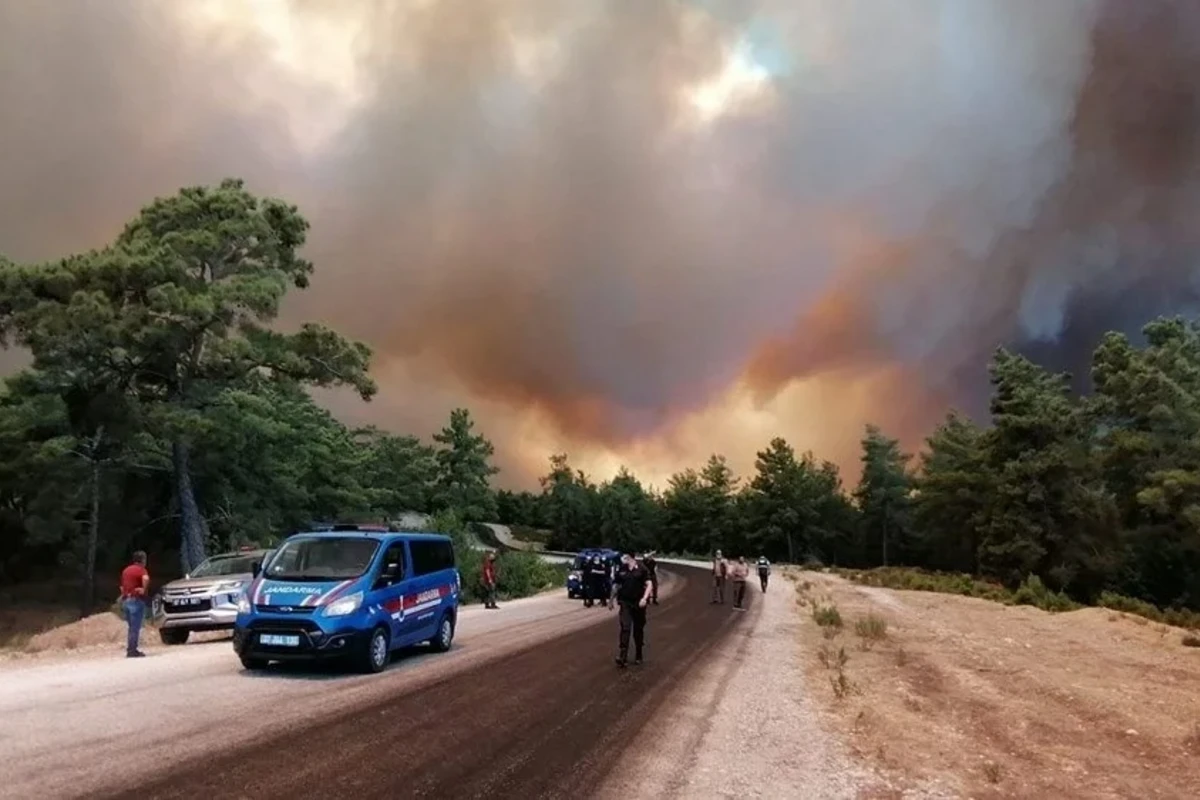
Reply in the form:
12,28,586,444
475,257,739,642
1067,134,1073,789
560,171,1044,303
710,550,728,604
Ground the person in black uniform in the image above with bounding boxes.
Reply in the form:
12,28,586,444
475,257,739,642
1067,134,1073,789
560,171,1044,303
588,554,607,609
580,556,596,607
610,551,653,667
641,551,659,605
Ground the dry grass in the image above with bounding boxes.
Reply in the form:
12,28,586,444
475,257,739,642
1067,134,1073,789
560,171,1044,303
854,614,888,649
790,569,1200,799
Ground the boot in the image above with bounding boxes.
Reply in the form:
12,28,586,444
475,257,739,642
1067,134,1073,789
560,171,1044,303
615,648,628,667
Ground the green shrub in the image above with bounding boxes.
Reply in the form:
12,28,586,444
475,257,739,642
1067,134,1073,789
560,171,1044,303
425,509,565,604
1098,591,1200,630
1012,574,1078,612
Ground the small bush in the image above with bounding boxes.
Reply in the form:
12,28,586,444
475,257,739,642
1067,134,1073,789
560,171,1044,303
830,669,856,700
812,602,843,630
817,643,849,670
855,614,888,647
1012,574,1078,612
1099,591,1200,631
982,761,1003,784
1183,634,1200,648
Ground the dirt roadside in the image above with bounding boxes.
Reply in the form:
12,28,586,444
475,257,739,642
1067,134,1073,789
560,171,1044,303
599,575,892,800
0,578,684,800
792,570,1200,799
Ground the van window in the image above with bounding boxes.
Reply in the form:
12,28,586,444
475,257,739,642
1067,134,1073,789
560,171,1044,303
409,540,455,577
381,541,407,579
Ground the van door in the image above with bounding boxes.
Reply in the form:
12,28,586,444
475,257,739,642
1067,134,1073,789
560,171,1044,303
372,540,409,646
404,539,453,641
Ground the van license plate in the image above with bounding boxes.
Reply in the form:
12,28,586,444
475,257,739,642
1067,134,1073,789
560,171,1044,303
260,634,300,647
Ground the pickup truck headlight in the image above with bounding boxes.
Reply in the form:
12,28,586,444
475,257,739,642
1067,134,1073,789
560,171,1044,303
323,591,364,618
213,580,246,594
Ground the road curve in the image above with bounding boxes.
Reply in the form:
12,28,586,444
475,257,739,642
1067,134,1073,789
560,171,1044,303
104,565,749,800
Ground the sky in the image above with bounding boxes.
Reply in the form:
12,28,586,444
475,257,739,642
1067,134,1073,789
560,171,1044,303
1,0,1199,490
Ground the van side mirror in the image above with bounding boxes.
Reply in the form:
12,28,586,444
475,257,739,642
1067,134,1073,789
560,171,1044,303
251,562,262,578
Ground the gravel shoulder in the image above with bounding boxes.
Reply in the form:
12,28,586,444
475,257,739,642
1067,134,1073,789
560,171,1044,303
598,573,878,800
795,571,1200,799
0,584,668,800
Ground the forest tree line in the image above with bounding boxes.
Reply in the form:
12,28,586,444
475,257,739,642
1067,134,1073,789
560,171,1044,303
499,321,1200,613
1,180,1197,617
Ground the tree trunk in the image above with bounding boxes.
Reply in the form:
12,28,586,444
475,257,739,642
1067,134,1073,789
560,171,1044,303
82,425,104,618
172,440,209,573
786,530,795,563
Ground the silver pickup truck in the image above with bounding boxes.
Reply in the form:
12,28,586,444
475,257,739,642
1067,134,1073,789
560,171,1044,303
156,548,272,645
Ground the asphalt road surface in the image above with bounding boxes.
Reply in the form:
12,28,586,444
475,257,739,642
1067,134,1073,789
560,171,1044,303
103,564,748,800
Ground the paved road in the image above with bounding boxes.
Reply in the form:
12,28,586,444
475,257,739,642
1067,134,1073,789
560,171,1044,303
102,564,748,800
0,584,666,799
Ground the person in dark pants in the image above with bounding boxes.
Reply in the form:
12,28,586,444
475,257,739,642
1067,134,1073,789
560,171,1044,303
731,556,750,610
481,551,500,609
641,551,659,605
581,556,597,607
587,555,607,609
756,555,771,592
610,551,653,667
119,551,150,658
710,550,728,604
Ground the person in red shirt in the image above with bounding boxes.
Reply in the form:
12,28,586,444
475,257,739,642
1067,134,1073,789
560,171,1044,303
120,551,150,658
481,551,499,610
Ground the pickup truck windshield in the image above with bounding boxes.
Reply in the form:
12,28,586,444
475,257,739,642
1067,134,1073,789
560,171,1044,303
266,537,380,581
191,555,260,578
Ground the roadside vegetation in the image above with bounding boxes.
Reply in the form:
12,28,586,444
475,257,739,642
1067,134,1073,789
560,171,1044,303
5,178,1200,640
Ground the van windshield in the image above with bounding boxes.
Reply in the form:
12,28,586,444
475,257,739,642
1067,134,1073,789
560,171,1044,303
265,537,379,581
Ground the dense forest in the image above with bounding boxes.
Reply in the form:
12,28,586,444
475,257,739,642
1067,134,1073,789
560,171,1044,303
1,180,1198,619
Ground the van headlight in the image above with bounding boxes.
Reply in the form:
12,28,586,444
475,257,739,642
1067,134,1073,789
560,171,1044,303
236,593,252,614
323,591,364,617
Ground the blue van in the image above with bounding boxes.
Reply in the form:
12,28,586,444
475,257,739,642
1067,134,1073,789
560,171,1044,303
232,525,460,673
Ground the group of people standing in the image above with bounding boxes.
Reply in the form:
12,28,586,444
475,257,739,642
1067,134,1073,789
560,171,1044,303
605,549,771,669
709,550,771,610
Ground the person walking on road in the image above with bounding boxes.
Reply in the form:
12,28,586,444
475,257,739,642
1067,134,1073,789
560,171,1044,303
756,555,771,592
641,551,659,605
482,551,500,609
731,556,750,610
710,550,728,604
120,550,150,658
611,551,653,667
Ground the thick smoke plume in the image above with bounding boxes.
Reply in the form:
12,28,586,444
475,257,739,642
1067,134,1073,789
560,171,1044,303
2,0,1199,487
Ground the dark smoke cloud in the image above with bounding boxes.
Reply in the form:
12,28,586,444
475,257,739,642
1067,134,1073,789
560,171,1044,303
2,0,1200,487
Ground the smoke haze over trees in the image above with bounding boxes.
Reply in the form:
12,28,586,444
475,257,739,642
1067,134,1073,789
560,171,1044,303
3,1,1200,488
0,179,1198,623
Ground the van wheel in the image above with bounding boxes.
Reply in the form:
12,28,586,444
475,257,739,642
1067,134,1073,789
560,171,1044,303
240,655,268,671
357,626,391,674
429,614,455,653
159,627,190,645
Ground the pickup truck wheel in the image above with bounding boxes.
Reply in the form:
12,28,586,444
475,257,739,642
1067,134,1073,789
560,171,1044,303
239,655,268,671
159,627,190,645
